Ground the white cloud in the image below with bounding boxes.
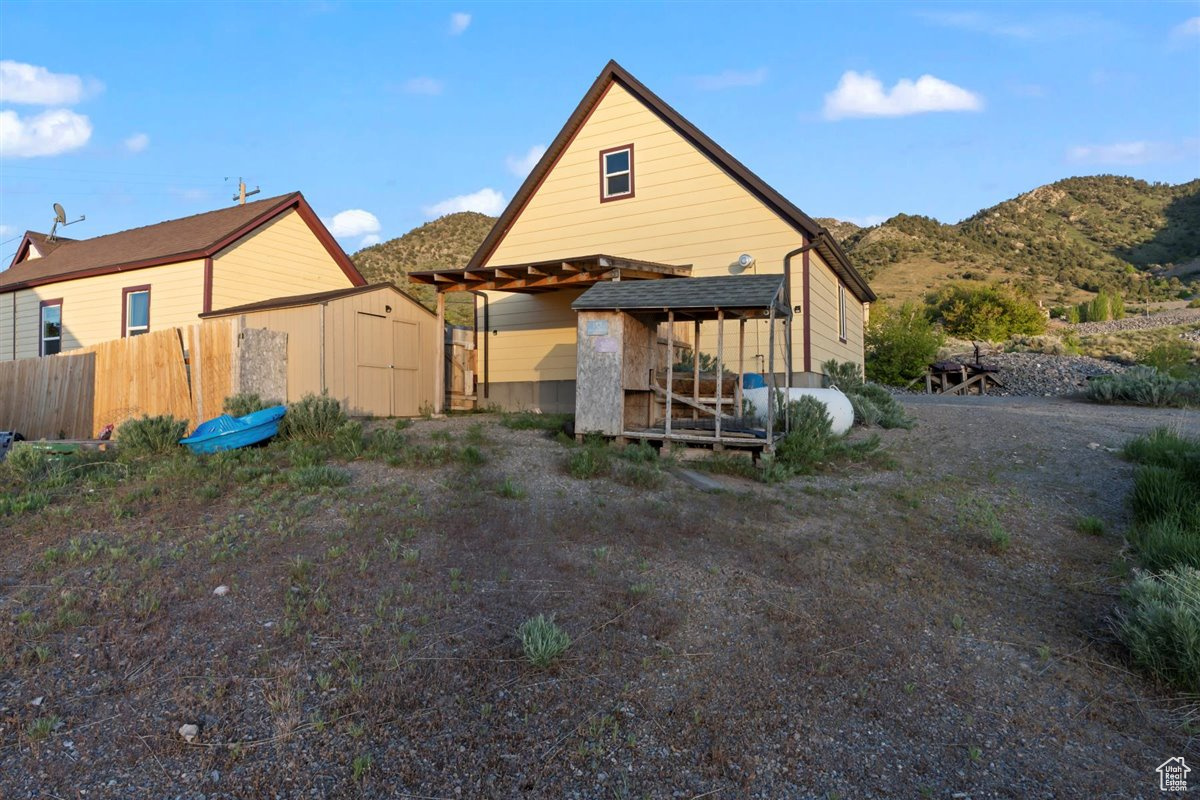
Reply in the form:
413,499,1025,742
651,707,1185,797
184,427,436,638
0,224,13,238
424,188,505,217
1169,16,1200,47
822,71,983,120
324,209,381,238
915,11,1037,39
449,12,471,35
359,234,381,248
402,77,444,96
693,67,769,91
1066,139,1199,165
505,144,546,176
124,132,149,153
0,60,92,105
0,108,92,158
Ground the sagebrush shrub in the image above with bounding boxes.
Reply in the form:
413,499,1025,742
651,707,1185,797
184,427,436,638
1116,567,1200,693
281,394,348,441
775,396,834,473
117,415,187,458
1086,367,1198,408
222,392,279,417
3,445,55,484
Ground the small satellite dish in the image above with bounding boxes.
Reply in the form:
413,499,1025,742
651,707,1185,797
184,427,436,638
53,203,67,224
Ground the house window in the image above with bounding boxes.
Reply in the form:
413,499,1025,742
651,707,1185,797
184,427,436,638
838,284,847,342
40,300,62,356
600,144,634,201
123,286,150,337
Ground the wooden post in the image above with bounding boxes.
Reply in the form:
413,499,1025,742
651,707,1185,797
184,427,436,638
766,304,776,450
692,319,700,422
665,311,674,439
736,317,745,420
435,293,445,414
715,310,724,444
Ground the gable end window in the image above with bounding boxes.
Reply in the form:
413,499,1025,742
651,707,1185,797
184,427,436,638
600,144,634,202
838,284,848,342
122,286,151,337
40,299,63,356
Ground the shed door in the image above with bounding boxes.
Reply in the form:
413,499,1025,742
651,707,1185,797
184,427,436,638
392,320,421,416
355,312,391,416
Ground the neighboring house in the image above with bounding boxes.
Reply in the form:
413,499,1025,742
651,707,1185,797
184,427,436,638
411,60,875,412
0,192,365,361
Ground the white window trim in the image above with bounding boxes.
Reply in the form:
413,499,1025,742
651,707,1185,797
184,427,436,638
838,284,847,342
40,302,62,356
125,289,150,337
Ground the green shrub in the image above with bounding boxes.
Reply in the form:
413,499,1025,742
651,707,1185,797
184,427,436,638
518,614,571,668
285,464,351,490
848,394,883,427
1076,516,1106,536
775,396,834,474
222,392,279,417
823,361,913,429
1078,290,1126,323
1128,516,1200,572
612,459,666,489
1065,305,1081,324
566,444,610,479
864,301,945,386
281,394,348,441
1130,466,1200,526
501,411,573,432
1139,339,1199,380
331,421,366,459
1086,367,1199,408
821,359,864,391
366,428,407,459
926,283,1047,340
3,445,55,484
1116,567,1200,692
117,415,187,458
0,491,51,516
1124,428,1200,474
459,444,487,467
1188,298,1200,309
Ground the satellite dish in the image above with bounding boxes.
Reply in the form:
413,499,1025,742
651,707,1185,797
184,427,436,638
53,203,67,224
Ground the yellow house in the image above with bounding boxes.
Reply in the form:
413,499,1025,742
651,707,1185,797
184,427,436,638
0,192,365,361
411,60,875,412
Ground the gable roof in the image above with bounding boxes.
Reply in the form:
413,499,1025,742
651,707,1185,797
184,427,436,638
0,192,366,292
467,60,875,303
200,281,433,319
573,274,787,317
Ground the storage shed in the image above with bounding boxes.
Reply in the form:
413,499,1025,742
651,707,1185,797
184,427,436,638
200,283,437,417
571,274,790,454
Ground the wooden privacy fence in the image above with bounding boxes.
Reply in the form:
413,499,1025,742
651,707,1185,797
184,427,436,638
0,319,286,440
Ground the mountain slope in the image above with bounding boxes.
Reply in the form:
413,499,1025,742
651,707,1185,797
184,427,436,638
352,212,496,325
833,176,1200,304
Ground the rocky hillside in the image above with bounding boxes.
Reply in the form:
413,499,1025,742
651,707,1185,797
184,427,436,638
352,212,496,325
832,176,1200,305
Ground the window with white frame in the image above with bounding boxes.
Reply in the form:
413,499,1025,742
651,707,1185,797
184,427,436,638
838,283,847,341
40,301,62,355
123,287,150,337
600,145,634,201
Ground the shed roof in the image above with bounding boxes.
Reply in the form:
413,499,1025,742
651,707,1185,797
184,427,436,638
0,192,365,292
201,282,432,318
572,274,787,318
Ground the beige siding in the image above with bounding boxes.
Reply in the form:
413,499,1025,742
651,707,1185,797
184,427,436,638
483,81,865,384
808,251,866,371
1,260,205,360
229,286,437,417
210,209,354,310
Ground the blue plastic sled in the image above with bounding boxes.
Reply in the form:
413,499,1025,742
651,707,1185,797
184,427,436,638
179,406,287,454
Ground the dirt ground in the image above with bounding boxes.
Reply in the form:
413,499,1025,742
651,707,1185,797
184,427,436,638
1,396,1198,799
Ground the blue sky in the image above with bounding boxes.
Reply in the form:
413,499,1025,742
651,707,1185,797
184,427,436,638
1,1,1198,261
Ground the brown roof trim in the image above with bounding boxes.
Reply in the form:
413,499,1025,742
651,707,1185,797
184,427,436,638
0,192,366,292
466,60,875,303
200,281,433,319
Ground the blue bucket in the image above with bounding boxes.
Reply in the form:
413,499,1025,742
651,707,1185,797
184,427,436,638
742,373,766,390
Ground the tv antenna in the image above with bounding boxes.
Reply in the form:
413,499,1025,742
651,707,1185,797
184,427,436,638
229,177,260,205
48,202,85,242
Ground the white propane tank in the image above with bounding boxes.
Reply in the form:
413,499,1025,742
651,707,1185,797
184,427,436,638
742,386,855,436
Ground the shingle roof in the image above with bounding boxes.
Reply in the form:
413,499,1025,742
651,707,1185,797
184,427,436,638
201,282,433,319
0,192,364,292
467,60,876,303
572,274,786,315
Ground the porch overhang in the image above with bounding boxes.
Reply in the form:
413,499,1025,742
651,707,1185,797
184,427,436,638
408,254,691,294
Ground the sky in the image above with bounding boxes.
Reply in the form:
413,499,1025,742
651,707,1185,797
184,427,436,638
1,1,1198,262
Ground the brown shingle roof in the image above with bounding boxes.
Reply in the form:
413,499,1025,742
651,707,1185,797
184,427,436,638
201,282,433,319
0,192,364,292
